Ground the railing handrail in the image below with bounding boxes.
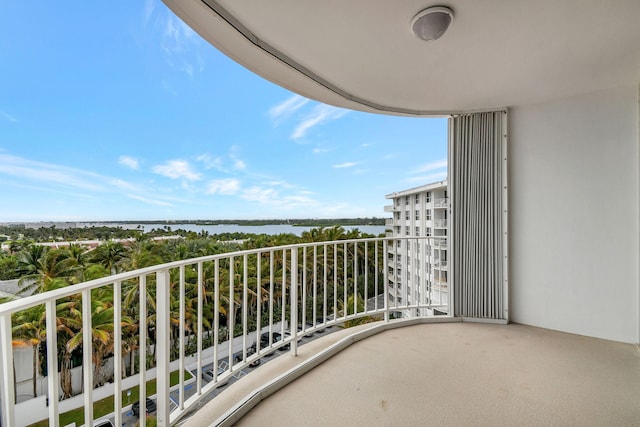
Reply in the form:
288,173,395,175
0,236,448,317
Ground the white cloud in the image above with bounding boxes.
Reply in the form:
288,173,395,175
241,186,278,204
152,159,201,181
280,194,316,207
118,155,140,170
240,186,318,209
128,194,173,207
232,158,246,170
265,180,294,189
312,147,331,154
414,158,447,173
162,14,197,54
268,95,310,123
161,12,202,76
207,178,241,195
143,0,155,26
291,104,349,140
0,111,17,123
109,179,138,191
196,153,223,170
333,162,358,169
0,153,105,192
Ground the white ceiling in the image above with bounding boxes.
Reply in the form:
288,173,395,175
163,0,640,115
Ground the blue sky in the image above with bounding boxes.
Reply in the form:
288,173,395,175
0,1,447,222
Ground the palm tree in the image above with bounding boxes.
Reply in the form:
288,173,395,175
66,288,121,388
118,241,164,272
90,241,126,275
64,243,90,283
16,245,74,295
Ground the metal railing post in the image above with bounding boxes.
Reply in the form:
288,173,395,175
45,300,60,427
290,248,298,356
113,281,122,427
383,239,390,323
82,289,94,425
0,314,16,427
156,269,171,426
138,275,147,422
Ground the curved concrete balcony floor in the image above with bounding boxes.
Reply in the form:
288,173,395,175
186,322,640,426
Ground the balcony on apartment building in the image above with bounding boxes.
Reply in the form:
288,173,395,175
2,232,636,427
433,219,448,228
3,0,639,425
0,236,460,426
158,0,640,423
434,198,449,208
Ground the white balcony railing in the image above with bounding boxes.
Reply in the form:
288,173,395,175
432,239,448,248
434,198,448,208
434,219,448,228
434,261,448,270
0,236,449,427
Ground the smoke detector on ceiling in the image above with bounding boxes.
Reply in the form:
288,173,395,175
411,6,454,42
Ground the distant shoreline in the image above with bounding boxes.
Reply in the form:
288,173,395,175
1,217,387,228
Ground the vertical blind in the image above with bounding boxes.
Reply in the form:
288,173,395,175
450,111,508,320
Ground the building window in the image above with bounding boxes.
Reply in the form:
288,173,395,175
426,191,431,203
405,196,409,205
405,212,410,220
415,210,419,220
405,226,410,235
426,228,431,236
415,194,419,203
426,210,432,220
415,227,420,235
395,212,400,220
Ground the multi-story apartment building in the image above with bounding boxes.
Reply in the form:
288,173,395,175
385,180,448,315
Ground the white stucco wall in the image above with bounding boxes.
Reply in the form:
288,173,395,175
509,85,639,343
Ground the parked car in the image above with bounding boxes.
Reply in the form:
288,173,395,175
94,420,114,427
202,366,228,385
234,348,261,367
258,331,291,353
131,398,156,417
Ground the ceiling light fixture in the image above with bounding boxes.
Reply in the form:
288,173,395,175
411,6,454,42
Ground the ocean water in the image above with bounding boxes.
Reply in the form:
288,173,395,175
138,223,386,237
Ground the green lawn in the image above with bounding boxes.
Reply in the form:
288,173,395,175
28,369,192,427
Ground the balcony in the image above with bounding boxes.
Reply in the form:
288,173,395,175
384,219,394,227
434,198,448,208
188,321,640,426
433,260,448,270
3,233,635,426
0,236,446,426
433,219,447,228
383,206,397,213
432,239,448,248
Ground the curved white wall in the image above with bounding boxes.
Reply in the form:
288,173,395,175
510,85,639,343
